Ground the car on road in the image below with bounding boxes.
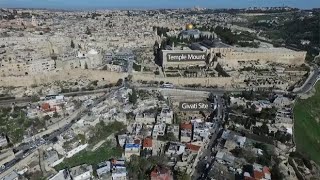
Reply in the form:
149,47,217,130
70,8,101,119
206,163,210,169
23,152,31,158
161,83,174,88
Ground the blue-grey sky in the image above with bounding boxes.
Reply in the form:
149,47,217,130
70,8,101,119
0,0,319,9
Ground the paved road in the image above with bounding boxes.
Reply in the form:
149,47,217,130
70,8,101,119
192,96,225,180
192,125,222,180
196,96,227,180
0,87,119,107
137,86,244,95
0,144,44,179
295,65,320,94
0,86,241,107
0,97,31,106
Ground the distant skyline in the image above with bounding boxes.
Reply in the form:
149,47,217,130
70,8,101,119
0,0,319,10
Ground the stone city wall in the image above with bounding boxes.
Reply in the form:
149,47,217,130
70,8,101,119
0,69,126,87
162,48,306,68
133,73,243,87
0,69,244,88
223,51,306,66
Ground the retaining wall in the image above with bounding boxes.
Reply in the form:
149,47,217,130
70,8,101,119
0,70,126,87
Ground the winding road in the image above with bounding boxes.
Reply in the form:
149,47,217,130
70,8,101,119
294,64,320,94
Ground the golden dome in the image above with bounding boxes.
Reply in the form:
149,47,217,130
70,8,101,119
186,23,193,30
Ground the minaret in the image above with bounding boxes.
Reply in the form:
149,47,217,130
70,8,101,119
209,48,214,63
154,28,158,36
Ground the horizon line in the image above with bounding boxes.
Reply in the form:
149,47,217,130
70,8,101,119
0,5,316,11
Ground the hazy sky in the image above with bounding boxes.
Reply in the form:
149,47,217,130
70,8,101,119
0,0,319,9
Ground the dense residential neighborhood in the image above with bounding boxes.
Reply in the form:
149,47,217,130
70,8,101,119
0,4,319,180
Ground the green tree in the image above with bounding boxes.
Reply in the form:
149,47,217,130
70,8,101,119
85,26,91,35
129,88,138,104
88,121,125,145
127,155,169,180
133,63,141,71
260,122,269,135
71,40,75,48
53,112,59,118
31,95,40,102
127,75,133,82
222,93,231,105
43,115,51,121
78,134,86,144
116,79,123,86
127,155,140,178
126,112,135,121
174,170,191,180
10,128,24,143
158,132,177,142
91,80,98,86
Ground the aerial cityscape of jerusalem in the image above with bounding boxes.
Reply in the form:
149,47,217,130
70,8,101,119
0,0,319,179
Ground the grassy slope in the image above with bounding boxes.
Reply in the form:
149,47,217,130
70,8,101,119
54,145,123,171
294,82,320,165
